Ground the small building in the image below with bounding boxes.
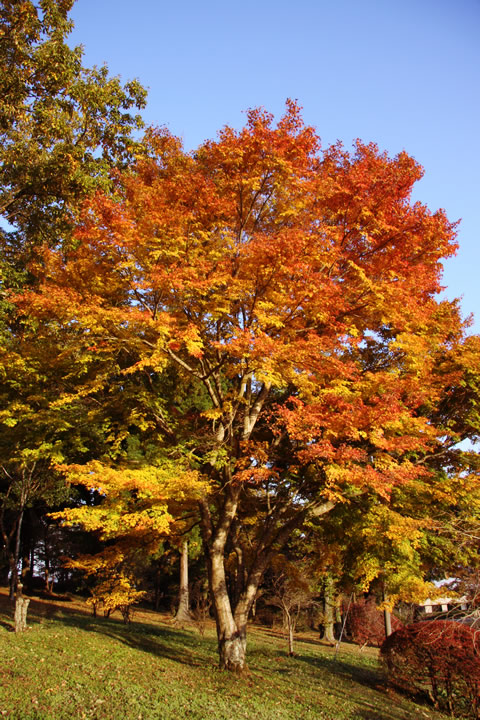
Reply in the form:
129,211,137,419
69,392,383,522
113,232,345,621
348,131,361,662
419,596,468,614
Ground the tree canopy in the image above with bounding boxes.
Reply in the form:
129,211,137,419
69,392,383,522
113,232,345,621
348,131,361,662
13,100,480,669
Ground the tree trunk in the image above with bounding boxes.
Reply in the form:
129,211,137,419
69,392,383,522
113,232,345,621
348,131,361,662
218,623,247,672
286,608,295,656
199,481,336,671
321,575,336,644
174,540,192,624
384,608,392,637
14,583,30,632
288,622,294,656
215,595,247,672
210,545,247,672
9,506,25,600
383,586,392,637
200,483,249,671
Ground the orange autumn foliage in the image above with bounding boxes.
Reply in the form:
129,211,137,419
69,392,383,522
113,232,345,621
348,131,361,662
19,102,460,498
15,101,477,670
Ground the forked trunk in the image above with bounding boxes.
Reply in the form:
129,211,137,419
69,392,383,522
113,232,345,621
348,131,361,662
199,483,327,671
218,622,247,672
210,549,248,672
200,483,251,671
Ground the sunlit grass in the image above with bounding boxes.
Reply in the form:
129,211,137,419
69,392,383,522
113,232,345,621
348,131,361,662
0,590,452,720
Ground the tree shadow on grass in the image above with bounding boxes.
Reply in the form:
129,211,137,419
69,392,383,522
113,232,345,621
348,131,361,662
0,589,90,626
291,652,444,720
0,587,217,669
52,611,216,669
256,636,380,690
307,652,380,685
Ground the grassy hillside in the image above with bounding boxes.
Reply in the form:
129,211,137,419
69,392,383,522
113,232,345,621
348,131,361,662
0,590,452,720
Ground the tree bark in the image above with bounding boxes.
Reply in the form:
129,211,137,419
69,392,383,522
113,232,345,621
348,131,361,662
174,540,192,624
200,481,337,671
321,575,336,644
384,608,392,637
9,506,25,600
211,542,247,671
14,583,30,632
287,613,295,656
200,483,249,671
218,623,247,672
383,586,392,637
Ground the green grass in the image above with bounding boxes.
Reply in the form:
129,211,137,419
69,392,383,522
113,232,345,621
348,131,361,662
0,591,453,720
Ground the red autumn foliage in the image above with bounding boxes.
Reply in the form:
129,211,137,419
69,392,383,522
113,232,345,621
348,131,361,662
381,620,480,718
348,595,402,647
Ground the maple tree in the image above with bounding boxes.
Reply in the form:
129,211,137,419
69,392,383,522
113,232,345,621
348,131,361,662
297,313,480,617
299,419,480,636
15,101,478,670
52,459,209,615
364,332,480,606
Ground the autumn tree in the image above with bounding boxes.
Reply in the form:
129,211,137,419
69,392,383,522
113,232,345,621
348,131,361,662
0,321,82,595
0,0,148,598
417,332,480,598
16,102,478,671
346,329,480,607
52,460,209,616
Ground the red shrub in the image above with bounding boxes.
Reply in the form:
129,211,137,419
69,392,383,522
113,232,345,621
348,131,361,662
348,595,402,647
381,620,480,718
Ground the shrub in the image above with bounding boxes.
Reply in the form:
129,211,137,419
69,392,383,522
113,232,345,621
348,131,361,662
381,620,480,718
87,573,146,623
348,595,402,647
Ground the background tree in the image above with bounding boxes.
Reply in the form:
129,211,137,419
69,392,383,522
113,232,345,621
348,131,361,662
174,540,192,624
0,0,147,597
0,0,146,255
52,460,210,615
264,553,318,656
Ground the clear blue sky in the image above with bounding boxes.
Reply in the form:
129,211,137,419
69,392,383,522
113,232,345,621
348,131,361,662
69,0,480,331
